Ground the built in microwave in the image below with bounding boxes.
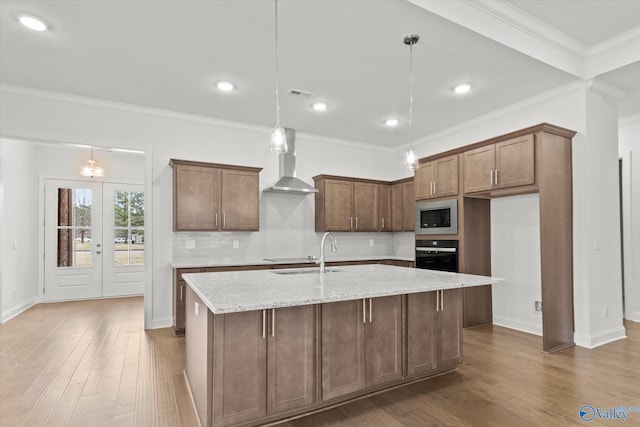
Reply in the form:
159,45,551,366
415,199,458,235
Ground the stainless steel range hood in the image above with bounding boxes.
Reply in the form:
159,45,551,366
263,128,318,195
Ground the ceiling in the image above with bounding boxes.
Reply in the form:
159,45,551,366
1,0,639,149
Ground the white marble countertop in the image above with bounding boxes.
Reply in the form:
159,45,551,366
183,264,503,314
172,254,415,269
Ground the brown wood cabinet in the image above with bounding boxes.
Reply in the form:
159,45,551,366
402,180,415,231
173,268,203,335
321,295,402,402
390,182,404,231
212,306,316,426
407,289,463,377
415,155,459,200
170,159,262,231
463,135,534,194
378,184,391,231
314,177,379,232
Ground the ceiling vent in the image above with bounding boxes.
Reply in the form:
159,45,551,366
288,88,314,98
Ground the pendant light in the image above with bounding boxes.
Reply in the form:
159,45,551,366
80,148,104,178
269,0,287,153
403,34,419,170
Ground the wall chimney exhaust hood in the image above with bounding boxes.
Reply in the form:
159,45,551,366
263,128,318,195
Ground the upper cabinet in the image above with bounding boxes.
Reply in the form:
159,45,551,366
402,180,415,231
170,159,262,231
463,135,534,194
314,177,379,232
379,184,391,232
415,155,459,200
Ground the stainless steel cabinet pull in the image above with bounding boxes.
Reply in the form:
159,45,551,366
180,285,183,302
369,298,372,323
433,182,437,195
362,299,366,324
215,212,218,228
262,310,266,338
350,217,353,229
495,169,499,185
223,213,226,227
441,290,444,311
271,309,275,337
436,290,440,312
490,170,493,185
381,217,385,229
355,217,359,229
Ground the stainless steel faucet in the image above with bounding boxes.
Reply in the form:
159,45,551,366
317,232,337,274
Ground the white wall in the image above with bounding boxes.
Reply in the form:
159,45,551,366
0,139,38,322
491,194,542,335
619,115,640,322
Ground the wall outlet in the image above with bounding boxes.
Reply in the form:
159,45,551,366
186,240,196,249
233,240,239,249
534,300,542,312
12,290,16,299
369,239,374,247
603,305,609,317
594,239,601,251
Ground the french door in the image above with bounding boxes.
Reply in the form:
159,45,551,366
44,180,144,301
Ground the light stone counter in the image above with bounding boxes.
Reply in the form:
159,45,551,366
171,254,414,269
183,264,503,314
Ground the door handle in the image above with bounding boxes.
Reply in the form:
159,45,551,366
96,251,101,255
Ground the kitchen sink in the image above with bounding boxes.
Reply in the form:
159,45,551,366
271,268,341,275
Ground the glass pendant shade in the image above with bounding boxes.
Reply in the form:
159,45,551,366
404,146,419,170
269,125,288,153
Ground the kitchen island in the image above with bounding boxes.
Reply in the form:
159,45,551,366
183,264,502,427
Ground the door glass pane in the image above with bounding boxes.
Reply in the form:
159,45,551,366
57,188,92,268
113,191,144,266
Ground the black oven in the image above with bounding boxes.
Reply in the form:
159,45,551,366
415,240,458,272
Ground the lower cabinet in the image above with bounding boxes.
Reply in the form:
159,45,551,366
407,289,463,377
173,268,203,335
212,306,315,427
321,295,402,401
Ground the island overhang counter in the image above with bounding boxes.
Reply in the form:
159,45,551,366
183,264,503,427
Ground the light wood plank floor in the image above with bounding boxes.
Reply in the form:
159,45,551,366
1,297,638,426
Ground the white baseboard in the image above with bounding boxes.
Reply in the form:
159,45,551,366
1,298,37,323
493,315,542,336
146,316,172,330
575,325,627,348
625,311,640,323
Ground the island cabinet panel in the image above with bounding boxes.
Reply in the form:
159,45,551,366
213,311,267,427
267,305,316,415
321,296,403,401
321,300,366,401
407,289,462,377
174,268,203,335
415,155,459,200
364,295,403,387
170,159,262,232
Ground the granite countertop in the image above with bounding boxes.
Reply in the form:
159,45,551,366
183,264,503,314
171,254,415,269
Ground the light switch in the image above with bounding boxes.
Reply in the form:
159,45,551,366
186,240,196,249
233,240,239,249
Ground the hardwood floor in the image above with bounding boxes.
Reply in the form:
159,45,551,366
1,297,638,426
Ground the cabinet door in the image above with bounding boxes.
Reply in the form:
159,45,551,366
267,305,315,415
174,268,202,335
353,182,379,231
495,135,535,189
378,184,391,231
436,288,463,368
220,169,259,231
415,162,435,200
402,181,415,231
174,165,220,230
213,311,267,427
463,145,495,193
321,300,366,401
434,155,459,197
390,183,404,231
364,296,403,387
324,180,354,231
406,292,436,377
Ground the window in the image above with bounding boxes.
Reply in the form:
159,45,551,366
113,191,144,265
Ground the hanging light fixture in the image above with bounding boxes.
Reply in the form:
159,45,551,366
269,0,287,153
80,148,104,178
403,34,419,170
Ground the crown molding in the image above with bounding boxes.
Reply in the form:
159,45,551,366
619,113,640,125
586,79,627,101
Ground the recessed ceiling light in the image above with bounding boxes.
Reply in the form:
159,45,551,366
384,118,399,127
216,81,235,92
312,102,328,111
18,14,48,32
453,83,472,94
